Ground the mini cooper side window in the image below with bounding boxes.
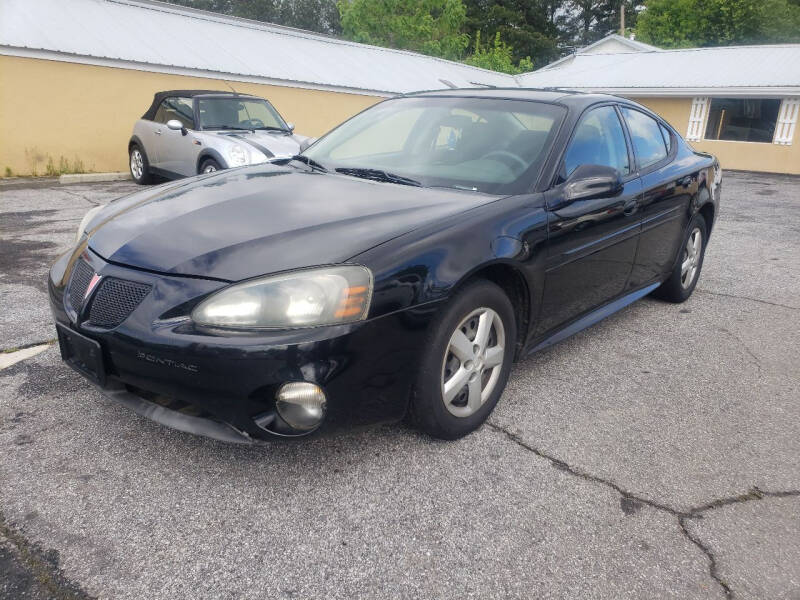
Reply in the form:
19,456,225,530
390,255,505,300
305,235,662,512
154,97,194,129
621,107,668,169
563,106,630,178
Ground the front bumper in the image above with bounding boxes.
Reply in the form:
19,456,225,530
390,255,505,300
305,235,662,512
49,248,438,441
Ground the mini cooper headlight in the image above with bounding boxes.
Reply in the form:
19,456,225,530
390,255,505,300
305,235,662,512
191,266,373,329
227,144,248,167
75,204,105,243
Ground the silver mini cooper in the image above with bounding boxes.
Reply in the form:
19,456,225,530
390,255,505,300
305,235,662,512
128,90,311,184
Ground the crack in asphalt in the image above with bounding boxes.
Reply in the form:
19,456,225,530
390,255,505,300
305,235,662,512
0,509,95,600
718,328,763,374
1,339,56,354
696,289,798,311
62,189,103,206
487,422,800,599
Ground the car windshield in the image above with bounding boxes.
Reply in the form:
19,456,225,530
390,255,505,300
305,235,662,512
197,97,288,131
304,96,565,194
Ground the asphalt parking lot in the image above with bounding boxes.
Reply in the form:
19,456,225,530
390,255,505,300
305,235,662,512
1,172,798,599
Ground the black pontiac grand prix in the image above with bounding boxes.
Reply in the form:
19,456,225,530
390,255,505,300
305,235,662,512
50,89,721,442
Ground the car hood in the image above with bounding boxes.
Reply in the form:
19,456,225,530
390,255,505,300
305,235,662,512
87,164,499,282
201,130,304,159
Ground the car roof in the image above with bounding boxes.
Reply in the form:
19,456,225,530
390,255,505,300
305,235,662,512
402,87,631,109
141,90,265,120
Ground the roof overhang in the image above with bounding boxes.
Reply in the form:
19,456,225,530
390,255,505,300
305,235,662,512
0,46,397,97
543,86,800,98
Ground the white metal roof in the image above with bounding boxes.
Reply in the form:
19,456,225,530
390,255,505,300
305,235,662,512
541,34,660,71
516,44,800,96
0,0,515,96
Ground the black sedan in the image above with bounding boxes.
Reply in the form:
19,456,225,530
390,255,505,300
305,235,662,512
50,89,720,442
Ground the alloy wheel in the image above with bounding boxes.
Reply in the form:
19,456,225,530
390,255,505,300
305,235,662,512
680,227,703,288
203,164,217,173
130,149,143,179
441,307,505,418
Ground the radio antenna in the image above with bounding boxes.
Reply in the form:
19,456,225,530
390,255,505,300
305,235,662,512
223,81,239,95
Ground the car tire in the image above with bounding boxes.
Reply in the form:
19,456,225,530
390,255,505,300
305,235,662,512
410,279,516,440
652,213,708,303
199,158,222,174
129,144,153,185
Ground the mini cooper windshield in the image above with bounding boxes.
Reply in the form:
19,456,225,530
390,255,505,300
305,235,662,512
304,97,565,194
197,97,290,132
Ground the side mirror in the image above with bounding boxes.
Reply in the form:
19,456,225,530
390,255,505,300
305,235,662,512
166,119,188,136
564,164,623,202
286,122,295,133
298,137,317,153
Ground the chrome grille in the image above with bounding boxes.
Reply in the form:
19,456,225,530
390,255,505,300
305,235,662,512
87,278,151,328
67,260,94,312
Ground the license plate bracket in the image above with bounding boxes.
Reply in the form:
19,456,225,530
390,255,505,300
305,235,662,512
56,324,106,386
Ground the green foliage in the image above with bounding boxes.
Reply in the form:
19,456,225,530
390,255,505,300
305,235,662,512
558,0,645,47
464,31,534,74
167,0,341,34
44,156,87,177
338,0,469,60
3,167,12,178
637,0,800,47
463,0,561,68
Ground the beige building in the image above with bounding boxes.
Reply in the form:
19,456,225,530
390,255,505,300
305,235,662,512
0,0,509,176
518,36,800,175
1,1,798,177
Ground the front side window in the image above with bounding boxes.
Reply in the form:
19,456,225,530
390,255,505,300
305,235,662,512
197,98,287,131
305,97,565,195
621,107,668,169
563,106,630,178
704,98,781,143
154,97,194,128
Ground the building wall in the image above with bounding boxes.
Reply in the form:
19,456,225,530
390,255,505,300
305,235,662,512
632,96,800,175
0,55,381,176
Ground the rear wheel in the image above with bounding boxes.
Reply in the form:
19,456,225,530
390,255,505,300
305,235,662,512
653,213,707,303
410,280,516,440
199,158,221,174
129,144,153,184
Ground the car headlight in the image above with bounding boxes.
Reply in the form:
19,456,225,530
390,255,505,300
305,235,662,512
227,144,248,167
75,204,105,243
191,265,373,329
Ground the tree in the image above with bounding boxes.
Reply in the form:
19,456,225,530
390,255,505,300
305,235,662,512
558,0,645,48
164,0,341,35
636,0,800,47
463,0,561,68
338,0,470,60
464,31,535,73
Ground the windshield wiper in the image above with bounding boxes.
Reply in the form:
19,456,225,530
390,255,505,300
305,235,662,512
253,126,292,133
335,167,421,187
288,155,328,172
210,125,254,132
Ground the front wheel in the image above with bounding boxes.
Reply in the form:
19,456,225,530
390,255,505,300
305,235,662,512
199,158,221,174
653,213,708,303
410,280,516,440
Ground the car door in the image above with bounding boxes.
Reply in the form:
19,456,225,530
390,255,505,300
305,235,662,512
154,97,198,177
536,104,642,335
618,107,696,289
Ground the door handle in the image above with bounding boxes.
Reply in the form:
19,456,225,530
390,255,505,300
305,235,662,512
155,129,162,135
623,199,637,216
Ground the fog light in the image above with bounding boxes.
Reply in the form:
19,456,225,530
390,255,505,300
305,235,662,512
275,382,327,431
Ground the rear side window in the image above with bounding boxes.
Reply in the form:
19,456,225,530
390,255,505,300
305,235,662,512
154,97,194,128
621,107,668,169
563,106,630,178
659,123,673,154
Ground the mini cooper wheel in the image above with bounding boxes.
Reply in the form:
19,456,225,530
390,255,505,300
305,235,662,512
411,280,516,440
653,213,708,303
129,144,153,184
200,158,221,174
